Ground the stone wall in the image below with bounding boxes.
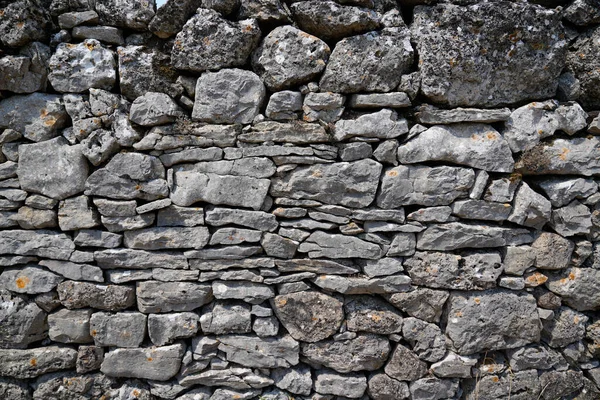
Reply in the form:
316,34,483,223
1,0,600,399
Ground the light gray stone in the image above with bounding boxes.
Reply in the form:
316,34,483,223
218,334,299,368
272,364,312,395
312,274,411,294
136,281,213,313
157,205,205,227
58,10,99,29
409,377,459,400
172,8,260,72
313,369,367,398
415,104,511,124
39,260,103,283
275,259,359,275
265,91,303,120
95,0,154,29
345,295,403,335
551,200,592,236
200,300,251,335
402,317,446,362
0,265,63,294
0,229,75,260
102,214,154,232
178,367,273,389
349,93,411,109
537,177,597,207
48,308,93,343
95,248,188,269
546,268,600,311
72,26,124,45
384,344,428,381
148,312,199,346
0,347,77,379
101,344,184,381
0,289,47,348
212,281,275,304
57,281,135,310
15,206,57,229
129,92,183,126
386,287,449,323
90,311,146,348
541,306,588,347
367,373,410,400
430,352,477,378
483,177,520,203
398,124,514,173
506,344,565,372
239,121,329,144
58,195,100,231
334,109,408,141
503,246,536,276
445,290,541,355
0,42,50,94
253,316,279,337
80,129,120,166
124,226,210,250
48,40,116,93
261,233,298,258
451,199,512,221
532,232,574,270
299,230,382,259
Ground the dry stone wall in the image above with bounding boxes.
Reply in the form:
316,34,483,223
1,0,600,399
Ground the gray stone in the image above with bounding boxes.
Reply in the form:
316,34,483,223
387,233,416,256
57,195,99,231
551,200,592,236
462,369,539,400
48,308,93,343
135,199,171,214
102,213,154,232
137,281,213,313
95,0,155,29
0,377,30,400
413,2,566,107
0,347,77,379
90,311,146,348
201,301,251,335
409,377,459,400
415,104,511,124
430,352,477,378
349,93,411,109
186,246,263,260
339,142,373,162
0,265,63,294
541,306,587,347
537,177,597,207
172,8,260,72
546,268,600,311
93,198,137,217
402,317,446,362
218,335,299,368
504,101,588,153
0,0,51,47
209,227,262,245
312,274,411,294
0,94,67,143
101,344,184,381
124,226,210,250
532,232,574,270
291,1,380,41
85,152,168,201
564,0,600,26
58,10,99,29
212,281,275,304
384,344,428,381
0,42,50,94
275,259,359,275
271,291,343,342
39,260,103,283
567,26,600,109
95,248,188,269
0,289,47,348
302,92,345,123
265,91,303,120
484,177,520,203
386,287,449,323
313,369,367,398
451,200,512,221
361,258,403,278
261,233,298,258
130,92,183,126
156,205,204,227
135,122,240,151
506,344,565,372
57,281,135,311
398,124,514,173
299,231,382,259
252,25,329,91
0,229,75,260
148,312,199,346
15,206,57,229
148,0,202,38
271,365,312,395
302,334,390,373
334,109,408,141
271,159,382,208
160,147,223,167
503,246,536,276
239,121,329,144
178,367,273,389
367,373,410,400
378,165,474,208
48,40,116,93
72,26,124,45
238,0,289,23
538,370,584,400
345,295,403,334
516,136,600,176
445,290,541,355
404,251,502,290
253,316,279,337
80,129,120,166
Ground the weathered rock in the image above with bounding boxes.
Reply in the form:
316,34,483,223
200,301,251,335
172,8,261,72
0,229,75,260
188,158,276,179
0,289,47,348
313,369,367,398
378,165,474,208
409,377,459,400
541,306,587,347
136,281,213,313
0,377,30,400
384,344,428,381
272,159,381,208
74,230,122,249
0,266,63,294
537,177,597,207
531,232,574,270
349,93,411,109
503,245,536,276
402,317,446,362
334,109,407,142
57,281,135,310
48,40,116,93
404,251,502,290
551,200,593,237
415,104,511,124
15,206,57,229
148,0,202,38
192,69,265,124
124,226,210,250
275,259,359,275
538,370,584,400
271,291,343,342
567,26,600,109
239,121,329,144
130,92,183,126
368,373,410,400
312,274,411,294
299,231,382,259
57,195,100,231
302,334,390,373
345,295,403,334
462,369,539,400
430,352,477,379
0,347,77,379
217,335,299,368
252,25,329,91
0,42,51,93
101,344,184,381
0,0,51,47
451,200,512,222
505,344,564,372
546,268,600,311
386,288,449,323
95,0,155,29
212,281,275,304
265,91,303,120
72,25,124,45
516,137,600,176
291,1,380,41
446,290,541,355
416,222,532,251
320,28,413,93
507,182,552,229
271,364,312,395
413,2,566,107
90,311,147,347
48,308,93,343
398,124,514,173
39,259,102,283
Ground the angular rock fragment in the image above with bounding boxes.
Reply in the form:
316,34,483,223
430,352,477,378
397,124,514,173
271,365,312,396
48,40,116,93
402,317,446,362
217,335,299,368
124,226,210,250
334,109,408,141
101,344,184,381
0,289,47,348
39,260,102,283
95,248,188,269
345,295,403,334
532,232,574,270
446,290,541,354
130,92,183,126
0,229,75,260
567,26,600,109
252,25,329,91
462,370,540,400
58,195,100,231
95,0,155,29
409,377,459,400
57,281,135,310
349,93,411,109
136,281,213,313
507,182,551,229
451,199,512,222
265,91,303,120
384,344,428,381
541,306,587,347
368,373,410,400
212,281,275,304
415,104,511,124
90,311,147,347
0,42,51,93
302,334,390,373
516,137,600,176
172,8,261,72
74,230,122,249
0,0,51,47
48,308,93,343
299,231,382,259
0,347,77,379
275,259,359,275
148,0,202,38
537,177,597,208
550,201,592,237
0,266,63,294
271,291,343,342
200,301,250,335
546,268,600,311
314,369,367,398
312,274,411,294
386,288,449,323
413,2,566,107
238,121,329,144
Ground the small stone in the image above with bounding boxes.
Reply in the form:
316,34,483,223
415,104,511,124
58,10,99,29
0,42,51,94
89,311,146,348
48,40,116,93
502,245,536,276
101,344,184,381
15,206,57,229
402,317,446,362
349,93,411,109
546,267,600,311
265,91,303,121
384,344,428,381
76,346,104,374
0,265,63,294
484,177,520,203
430,352,476,378
386,288,449,323
95,0,155,29
124,226,210,250
532,232,574,270
148,312,199,346
39,259,103,282
48,308,92,344
57,281,135,310
272,365,312,396
80,129,120,166
551,200,593,237
313,369,367,398
538,177,597,208
137,281,213,313
212,281,275,304
334,109,408,141
367,373,410,400
129,92,183,126
72,26,124,45
253,316,279,337
200,300,251,335
57,195,99,231
0,289,47,348
541,306,588,347
505,344,565,372
94,248,188,269
157,205,205,227
345,295,403,335
299,231,383,259
217,335,299,368
409,377,459,400
93,198,137,217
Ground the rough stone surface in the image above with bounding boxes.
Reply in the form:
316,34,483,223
0,289,47,348
101,344,184,381
0,347,77,378
136,281,213,313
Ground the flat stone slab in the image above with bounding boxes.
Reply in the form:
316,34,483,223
101,344,184,381
0,229,75,260
0,347,77,378
217,335,299,368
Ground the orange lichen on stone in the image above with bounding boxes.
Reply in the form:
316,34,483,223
16,276,30,289
474,298,481,304
30,358,37,367
559,148,570,160
387,170,398,177
526,272,548,286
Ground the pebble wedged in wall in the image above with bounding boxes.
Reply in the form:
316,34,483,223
1,0,600,399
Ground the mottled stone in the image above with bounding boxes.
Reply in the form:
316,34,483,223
57,281,135,310
0,42,50,93
271,365,312,396
567,25,600,109
541,306,587,347
299,231,382,259
95,248,188,269
345,295,403,334
386,288,449,323
0,347,77,379
0,265,63,294
451,200,512,222
136,281,213,313
537,177,597,208
462,370,539,400
239,121,329,144
384,344,428,381
265,91,303,121
415,104,511,124
212,281,275,304
0,289,47,348
334,109,407,142
532,232,574,270
200,300,251,335
551,200,592,236
368,373,410,400
0,229,75,260
314,369,367,398
546,268,600,311
130,92,183,126
124,226,210,250
48,308,93,343
217,335,299,368
95,0,155,29
101,344,184,381
172,8,261,72
90,311,146,347
516,137,600,176
409,377,459,400
402,317,446,362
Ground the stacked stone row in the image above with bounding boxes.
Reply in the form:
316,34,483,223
1,0,600,399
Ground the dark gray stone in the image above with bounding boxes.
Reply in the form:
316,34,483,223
57,281,135,310
136,281,213,313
